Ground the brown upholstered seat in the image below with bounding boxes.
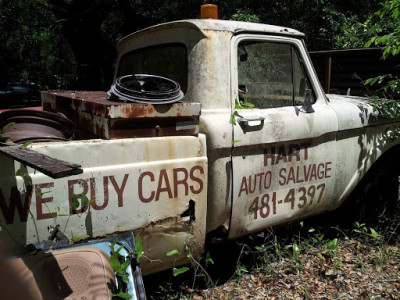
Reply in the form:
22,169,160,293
3,247,114,300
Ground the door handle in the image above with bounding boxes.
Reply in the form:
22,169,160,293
238,117,265,127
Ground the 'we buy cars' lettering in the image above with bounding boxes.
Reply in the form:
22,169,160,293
0,166,204,224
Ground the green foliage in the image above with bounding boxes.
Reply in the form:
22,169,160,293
285,241,302,275
166,249,180,257
369,98,400,117
172,266,190,277
235,265,248,276
21,142,33,148
229,110,243,126
70,234,90,243
205,251,214,265
0,0,385,90
165,242,215,288
134,235,144,260
1,122,15,133
353,222,382,239
231,9,260,23
333,0,400,97
0,122,15,142
0,0,75,87
165,248,190,277
109,239,132,299
369,99,400,141
71,193,80,210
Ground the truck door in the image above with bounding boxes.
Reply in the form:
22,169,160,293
229,35,338,238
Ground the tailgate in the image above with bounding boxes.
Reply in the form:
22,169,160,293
0,134,207,275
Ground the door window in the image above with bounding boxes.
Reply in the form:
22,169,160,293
237,41,314,109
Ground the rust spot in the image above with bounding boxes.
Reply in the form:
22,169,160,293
119,104,155,118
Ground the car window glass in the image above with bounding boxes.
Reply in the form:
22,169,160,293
237,41,314,109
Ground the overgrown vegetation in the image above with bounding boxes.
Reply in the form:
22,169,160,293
334,0,400,97
144,200,400,299
0,0,389,91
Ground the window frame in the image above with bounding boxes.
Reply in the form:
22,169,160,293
232,34,318,111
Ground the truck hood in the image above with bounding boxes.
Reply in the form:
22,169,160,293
326,94,400,130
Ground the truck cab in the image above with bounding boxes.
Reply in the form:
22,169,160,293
116,19,399,240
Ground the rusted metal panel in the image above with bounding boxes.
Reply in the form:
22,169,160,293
0,134,208,275
0,109,74,143
0,143,82,178
42,91,200,139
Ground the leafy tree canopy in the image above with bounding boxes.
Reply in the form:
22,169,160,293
0,0,392,90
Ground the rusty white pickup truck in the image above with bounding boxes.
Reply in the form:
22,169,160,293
1,19,399,280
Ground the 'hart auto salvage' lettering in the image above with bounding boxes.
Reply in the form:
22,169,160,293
236,143,333,221
238,143,332,197
0,166,204,224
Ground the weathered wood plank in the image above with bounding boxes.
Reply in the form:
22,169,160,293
0,143,83,179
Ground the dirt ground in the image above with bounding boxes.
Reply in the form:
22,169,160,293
145,200,400,300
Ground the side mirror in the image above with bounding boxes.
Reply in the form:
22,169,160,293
300,89,315,113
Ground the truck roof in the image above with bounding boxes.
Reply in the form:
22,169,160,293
117,19,305,50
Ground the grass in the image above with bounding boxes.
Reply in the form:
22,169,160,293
144,199,400,299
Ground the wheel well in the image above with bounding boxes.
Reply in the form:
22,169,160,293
338,144,400,223
371,144,400,176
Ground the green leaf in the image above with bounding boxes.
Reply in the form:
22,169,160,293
110,238,119,250
71,234,90,243
229,113,236,125
172,266,189,277
120,258,131,272
81,192,88,206
2,122,15,132
120,273,130,283
369,228,380,238
166,249,180,256
112,291,132,299
116,245,125,254
232,140,241,144
110,253,121,271
242,99,255,108
293,242,299,254
72,194,80,209
22,141,33,148
206,251,214,265
37,191,51,196
135,235,144,260
364,78,374,85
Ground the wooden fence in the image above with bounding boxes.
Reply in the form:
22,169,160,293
309,48,400,98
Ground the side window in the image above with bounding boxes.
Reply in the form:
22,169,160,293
237,41,314,109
